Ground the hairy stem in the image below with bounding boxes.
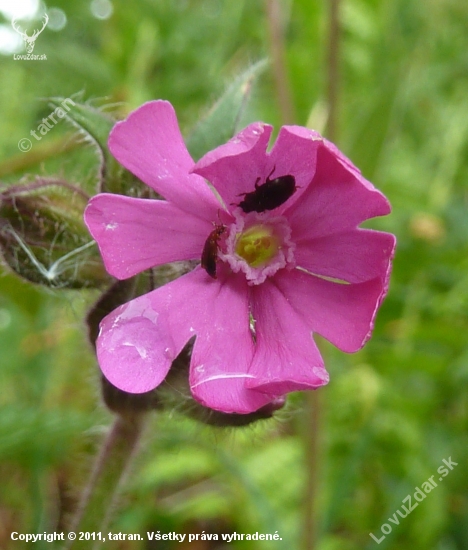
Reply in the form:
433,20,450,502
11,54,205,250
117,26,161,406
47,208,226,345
64,413,146,549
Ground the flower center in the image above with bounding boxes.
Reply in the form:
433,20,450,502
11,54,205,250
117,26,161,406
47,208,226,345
222,212,296,285
235,225,280,267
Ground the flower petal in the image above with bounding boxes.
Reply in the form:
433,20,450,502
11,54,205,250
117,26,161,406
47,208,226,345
274,269,388,352
247,279,329,394
189,270,276,413
96,267,274,413
97,293,173,394
84,193,213,279
287,139,392,239
192,123,273,210
108,100,219,219
296,229,396,284
264,125,322,212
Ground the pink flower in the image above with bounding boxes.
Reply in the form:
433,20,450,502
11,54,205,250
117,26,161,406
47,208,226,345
84,100,396,414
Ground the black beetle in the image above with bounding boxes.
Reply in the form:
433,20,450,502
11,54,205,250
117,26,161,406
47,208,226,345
201,224,226,279
237,167,297,213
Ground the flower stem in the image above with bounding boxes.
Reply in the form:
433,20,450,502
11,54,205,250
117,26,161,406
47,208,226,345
64,413,146,549
302,2,341,547
302,391,322,550
265,0,296,124
325,0,341,142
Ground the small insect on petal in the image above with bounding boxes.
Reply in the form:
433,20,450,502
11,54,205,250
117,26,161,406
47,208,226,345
238,167,297,213
201,224,226,279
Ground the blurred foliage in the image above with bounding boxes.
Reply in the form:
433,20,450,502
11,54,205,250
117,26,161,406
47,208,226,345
0,0,467,549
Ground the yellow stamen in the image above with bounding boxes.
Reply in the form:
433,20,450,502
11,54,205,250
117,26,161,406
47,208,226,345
235,225,279,267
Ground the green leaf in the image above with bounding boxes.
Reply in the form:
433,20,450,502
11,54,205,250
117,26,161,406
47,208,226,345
47,97,128,192
186,59,268,160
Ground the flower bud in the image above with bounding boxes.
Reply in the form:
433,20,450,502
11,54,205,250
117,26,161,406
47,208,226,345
0,178,110,289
